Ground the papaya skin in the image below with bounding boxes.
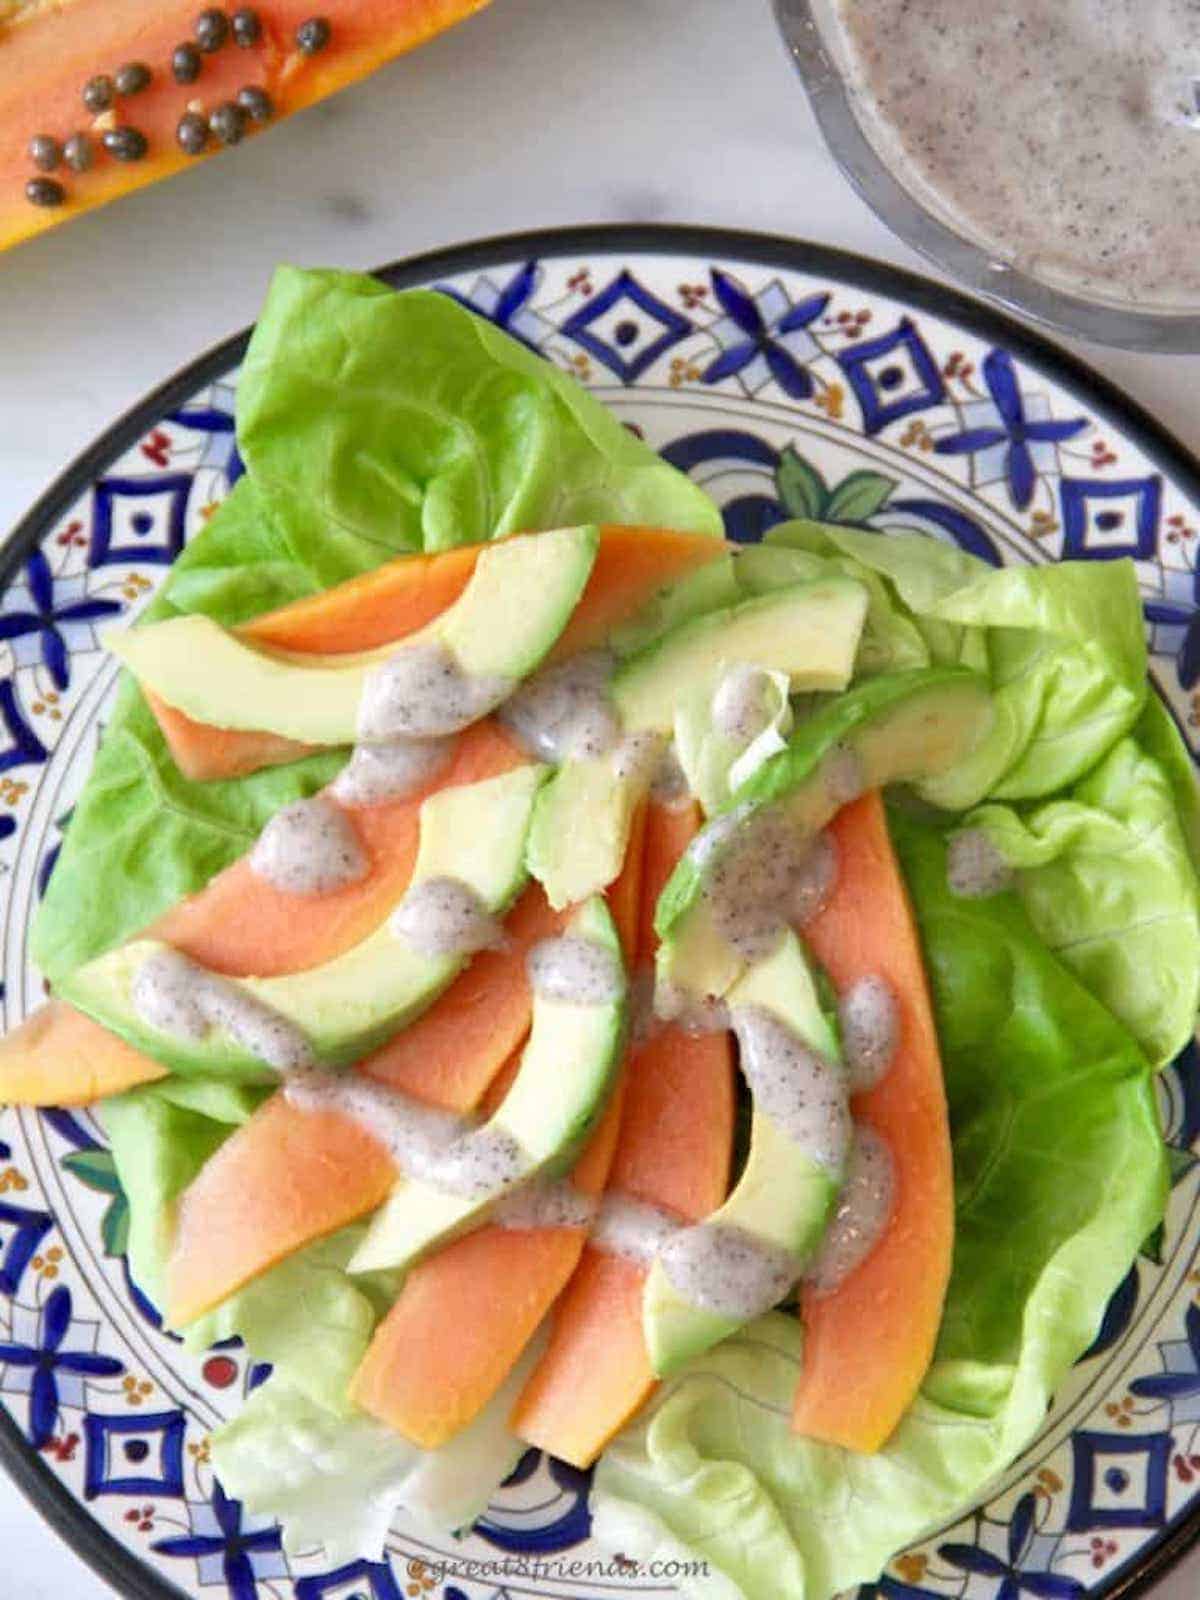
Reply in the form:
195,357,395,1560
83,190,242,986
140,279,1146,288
1,2,491,254
792,791,954,1453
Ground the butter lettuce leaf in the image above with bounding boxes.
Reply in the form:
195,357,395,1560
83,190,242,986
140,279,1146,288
967,724,1200,1068
33,271,719,980
592,813,1166,1600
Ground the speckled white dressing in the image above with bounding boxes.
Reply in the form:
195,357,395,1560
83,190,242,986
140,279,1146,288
389,876,504,958
358,641,513,742
832,0,1200,307
653,979,731,1036
331,735,455,807
249,796,369,896
706,810,839,963
527,935,625,1005
611,730,664,784
591,1194,684,1265
494,1179,597,1232
947,827,1014,899
422,1125,530,1201
806,1125,896,1294
132,948,314,1072
649,739,692,807
824,742,866,807
732,1005,851,1173
499,649,620,762
284,1070,466,1179
712,663,775,744
839,974,900,1094
658,1220,798,1319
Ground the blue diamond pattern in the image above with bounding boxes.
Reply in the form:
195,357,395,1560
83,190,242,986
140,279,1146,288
83,1409,186,1498
295,1559,402,1600
1067,1429,1172,1530
838,318,945,434
1060,476,1162,561
561,269,691,382
89,474,192,568
0,679,47,776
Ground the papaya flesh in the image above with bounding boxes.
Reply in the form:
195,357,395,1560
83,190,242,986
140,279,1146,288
792,791,953,1453
510,801,736,1469
148,526,729,782
2,1,491,255
0,1001,166,1107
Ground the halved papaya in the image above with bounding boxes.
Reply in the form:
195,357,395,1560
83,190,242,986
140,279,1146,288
791,791,953,1453
345,805,648,1446
3,2,491,255
510,798,734,1468
148,526,727,782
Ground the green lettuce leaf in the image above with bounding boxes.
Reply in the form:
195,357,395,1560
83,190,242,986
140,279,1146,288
966,727,1200,1068
591,812,1165,1600
34,271,719,981
211,1331,544,1561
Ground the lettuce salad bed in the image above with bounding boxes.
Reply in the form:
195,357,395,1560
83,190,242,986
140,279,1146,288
27,268,1200,1600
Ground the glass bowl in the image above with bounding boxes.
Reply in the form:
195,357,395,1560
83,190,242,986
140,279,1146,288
774,0,1200,353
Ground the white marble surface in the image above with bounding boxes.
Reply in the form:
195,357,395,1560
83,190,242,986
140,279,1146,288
0,0,1196,1594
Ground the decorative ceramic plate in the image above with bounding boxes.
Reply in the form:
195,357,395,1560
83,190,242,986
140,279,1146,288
1,226,1199,1600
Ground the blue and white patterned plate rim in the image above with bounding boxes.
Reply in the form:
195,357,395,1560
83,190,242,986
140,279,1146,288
2,224,1199,1600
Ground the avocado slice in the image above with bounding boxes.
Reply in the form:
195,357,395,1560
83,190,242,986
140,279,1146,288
656,667,993,1001
611,577,867,734
347,895,627,1275
642,932,844,1374
607,554,740,657
105,525,600,745
527,579,869,911
58,764,547,1077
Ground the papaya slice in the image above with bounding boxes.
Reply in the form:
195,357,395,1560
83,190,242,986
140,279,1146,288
510,800,735,1469
2,2,491,256
791,790,953,1453
345,805,648,1447
148,526,727,782
0,1001,167,1107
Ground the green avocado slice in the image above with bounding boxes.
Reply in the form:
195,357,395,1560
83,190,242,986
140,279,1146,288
643,932,844,1374
527,579,869,911
58,763,547,1078
347,895,627,1275
656,667,993,1002
105,525,601,745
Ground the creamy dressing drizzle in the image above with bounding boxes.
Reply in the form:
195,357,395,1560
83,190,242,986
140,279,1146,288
705,808,839,963
712,664,775,745
649,739,692,807
358,641,513,742
331,734,454,807
389,876,504,959
249,796,369,897
653,979,731,1037
732,1005,851,1173
494,1178,597,1232
592,1194,683,1264
499,649,620,763
825,743,866,807
947,828,1014,899
527,935,624,1005
839,974,900,1094
659,1221,798,1320
611,730,664,784
132,948,314,1072
284,1070,466,1180
423,1125,529,1201
806,1125,895,1295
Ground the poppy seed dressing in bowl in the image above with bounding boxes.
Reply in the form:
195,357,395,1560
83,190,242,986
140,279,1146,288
827,0,1200,310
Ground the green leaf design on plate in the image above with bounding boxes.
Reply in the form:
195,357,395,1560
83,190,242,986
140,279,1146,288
63,1148,130,1259
775,446,829,520
824,467,898,524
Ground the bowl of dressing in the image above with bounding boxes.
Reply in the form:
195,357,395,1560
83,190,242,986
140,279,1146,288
775,0,1200,350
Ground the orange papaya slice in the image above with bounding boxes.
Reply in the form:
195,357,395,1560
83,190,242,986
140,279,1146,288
510,800,735,1467
345,805,648,1446
146,526,726,782
0,1001,167,1106
791,790,953,1453
2,2,491,255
